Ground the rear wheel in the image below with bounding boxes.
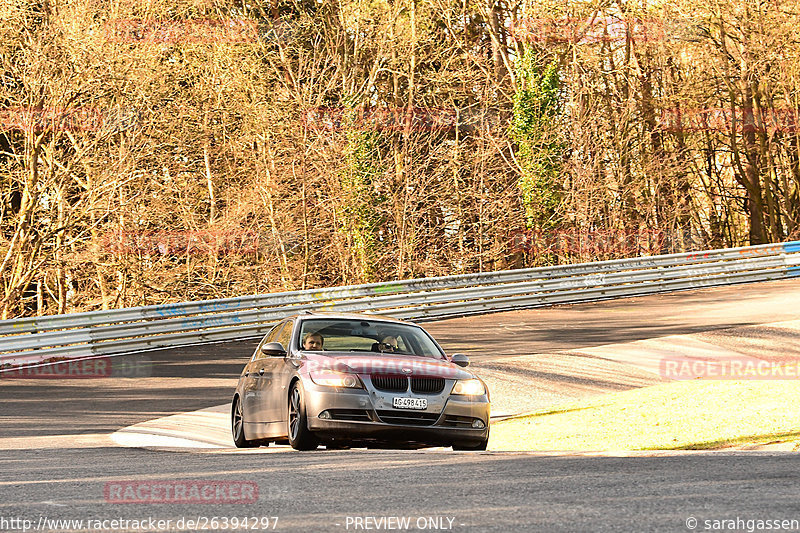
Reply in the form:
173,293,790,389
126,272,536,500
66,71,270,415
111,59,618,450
287,382,319,451
232,396,258,448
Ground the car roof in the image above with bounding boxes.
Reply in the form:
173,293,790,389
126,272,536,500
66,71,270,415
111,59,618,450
294,312,411,326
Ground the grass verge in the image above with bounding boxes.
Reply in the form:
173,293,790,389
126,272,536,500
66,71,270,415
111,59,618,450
488,378,800,451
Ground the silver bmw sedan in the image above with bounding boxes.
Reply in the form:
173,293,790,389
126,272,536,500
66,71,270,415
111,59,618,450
231,313,490,450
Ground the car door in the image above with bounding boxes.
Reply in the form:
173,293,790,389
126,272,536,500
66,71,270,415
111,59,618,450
243,322,286,424
261,319,295,423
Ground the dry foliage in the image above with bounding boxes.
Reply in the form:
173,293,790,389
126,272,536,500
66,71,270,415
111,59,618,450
1,0,798,317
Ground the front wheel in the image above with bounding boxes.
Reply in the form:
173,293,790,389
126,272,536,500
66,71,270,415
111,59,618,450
232,396,258,448
453,429,489,451
287,382,319,451
452,440,488,451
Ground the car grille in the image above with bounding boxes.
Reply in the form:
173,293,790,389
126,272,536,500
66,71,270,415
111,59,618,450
376,410,440,426
371,375,408,392
410,377,445,394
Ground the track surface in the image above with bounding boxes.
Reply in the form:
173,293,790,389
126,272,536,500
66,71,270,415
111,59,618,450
2,279,800,531
2,447,799,532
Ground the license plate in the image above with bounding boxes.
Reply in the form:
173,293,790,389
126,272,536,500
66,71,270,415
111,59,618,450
392,397,427,410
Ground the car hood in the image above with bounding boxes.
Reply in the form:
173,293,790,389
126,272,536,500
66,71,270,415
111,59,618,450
302,352,474,380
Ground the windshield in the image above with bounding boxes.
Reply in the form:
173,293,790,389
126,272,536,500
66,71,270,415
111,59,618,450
298,319,444,359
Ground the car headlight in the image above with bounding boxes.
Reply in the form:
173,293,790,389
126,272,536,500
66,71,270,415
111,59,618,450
309,370,363,389
451,379,485,396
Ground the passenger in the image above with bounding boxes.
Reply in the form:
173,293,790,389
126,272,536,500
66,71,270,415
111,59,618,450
303,332,324,350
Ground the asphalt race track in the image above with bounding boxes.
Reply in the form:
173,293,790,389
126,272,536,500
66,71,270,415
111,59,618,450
2,447,800,532
2,279,800,532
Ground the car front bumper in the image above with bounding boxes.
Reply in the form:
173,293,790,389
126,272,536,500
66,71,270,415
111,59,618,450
303,383,490,446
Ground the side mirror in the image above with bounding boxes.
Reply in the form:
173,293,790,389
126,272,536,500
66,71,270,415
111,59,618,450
451,353,470,367
261,342,287,357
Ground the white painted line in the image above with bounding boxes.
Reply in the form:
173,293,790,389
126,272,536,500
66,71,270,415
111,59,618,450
111,430,225,449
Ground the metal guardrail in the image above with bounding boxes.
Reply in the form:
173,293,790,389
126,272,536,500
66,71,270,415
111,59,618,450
1,241,799,366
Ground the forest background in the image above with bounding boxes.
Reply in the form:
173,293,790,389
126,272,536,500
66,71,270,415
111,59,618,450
1,0,798,318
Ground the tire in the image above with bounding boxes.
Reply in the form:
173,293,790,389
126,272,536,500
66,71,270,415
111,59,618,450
452,439,488,451
232,396,259,448
453,428,489,451
287,382,319,451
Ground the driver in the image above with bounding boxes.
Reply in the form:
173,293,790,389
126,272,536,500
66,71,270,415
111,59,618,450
380,335,398,349
302,331,324,350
